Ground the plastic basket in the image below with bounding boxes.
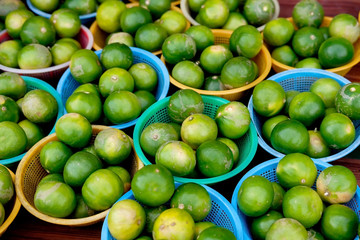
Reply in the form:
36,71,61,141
89,2,190,55
231,158,360,240
133,95,258,185
160,29,272,101
101,182,243,240
0,166,21,237
15,125,144,227
0,26,93,83
0,76,64,166
180,0,280,32
248,68,360,162
56,47,170,130
270,17,360,76
26,0,96,24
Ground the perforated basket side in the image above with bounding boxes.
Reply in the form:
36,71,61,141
231,158,360,240
248,68,360,162
101,182,242,240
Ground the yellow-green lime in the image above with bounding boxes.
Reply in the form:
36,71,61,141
96,0,126,34
185,25,214,52
0,40,23,68
51,39,80,65
99,68,134,98
18,120,44,150
129,63,158,92
5,9,34,39
292,0,324,28
18,44,52,69
172,60,204,88
264,18,294,47
106,32,134,47
158,10,187,35
50,8,81,38
0,72,26,100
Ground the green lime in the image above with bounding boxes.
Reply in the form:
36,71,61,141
18,120,44,150
243,0,275,26
195,222,216,239
320,113,355,149
335,83,360,120
0,165,14,204
0,95,19,123
96,0,126,34
135,23,168,52
0,0,26,21
271,45,299,67
185,25,214,52
40,140,72,174
134,90,156,112
251,210,283,240
238,175,274,217
120,6,152,35
307,229,325,240
318,37,354,69
283,90,300,115
0,40,23,68
310,78,341,108
140,0,170,19
229,25,263,58
71,194,95,218
167,89,204,124
94,128,132,165
223,12,248,30
325,107,337,116
197,0,229,28
262,115,288,142
5,9,34,39
103,91,141,124
200,45,233,74
158,10,187,35
316,165,357,204
18,44,52,69
292,27,324,58
264,18,295,47
65,91,102,123
30,0,59,13
292,0,324,28
220,56,258,89
188,0,206,12
306,130,330,158
106,32,134,47
20,16,56,46
37,173,64,188
162,33,197,65
61,0,97,15
129,63,157,92
57,37,81,48
295,57,322,69
99,68,134,98
181,113,218,149
55,113,92,148
267,218,308,240
100,43,133,70
34,181,76,218
70,49,103,84
0,72,26,100
107,166,131,193
271,182,285,211
215,101,250,139
198,226,236,240
203,76,225,91
50,8,81,38
217,137,240,164
73,83,100,98
252,80,286,117
140,122,179,157
223,0,239,11
51,39,80,65
172,60,204,88
271,119,309,154
131,164,175,207
329,13,360,44
319,27,330,40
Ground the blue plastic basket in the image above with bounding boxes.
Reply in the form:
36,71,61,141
248,68,360,162
57,48,170,130
101,182,243,240
231,158,360,240
1,76,64,166
133,95,258,185
26,0,96,24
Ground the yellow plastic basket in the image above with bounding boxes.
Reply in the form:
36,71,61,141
271,16,360,76
15,125,143,227
0,167,21,237
90,3,190,55
160,29,272,101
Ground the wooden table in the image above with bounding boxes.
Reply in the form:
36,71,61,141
3,1,360,239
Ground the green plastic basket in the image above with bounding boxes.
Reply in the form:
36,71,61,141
133,95,258,185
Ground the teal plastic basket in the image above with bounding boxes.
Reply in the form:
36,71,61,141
248,68,360,162
231,158,360,240
57,48,170,130
101,182,243,240
133,95,258,185
1,76,64,166
26,0,96,24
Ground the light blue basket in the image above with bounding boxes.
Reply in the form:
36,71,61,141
57,47,170,130
231,158,360,240
132,95,258,185
1,76,64,166
248,68,360,162
26,0,96,24
101,182,243,240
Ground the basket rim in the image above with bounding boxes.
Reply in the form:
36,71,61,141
56,47,170,130
26,0,97,21
14,125,143,226
0,26,94,74
0,76,64,166
101,182,243,240
0,167,21,236
180,0,280,31
247,68,360,162
133,95,258,185
270,16,360,75
160,29,272,98
90,2,190,53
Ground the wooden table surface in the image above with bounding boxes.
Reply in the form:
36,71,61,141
2,1,360,239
